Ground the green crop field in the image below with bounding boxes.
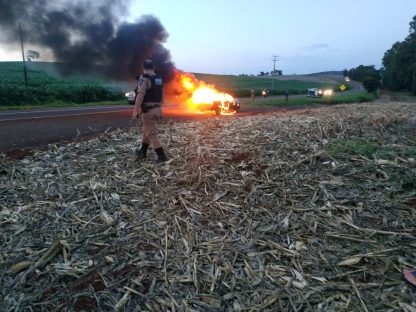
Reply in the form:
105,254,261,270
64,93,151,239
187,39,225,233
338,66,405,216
194,73,344,97
0,62,125,107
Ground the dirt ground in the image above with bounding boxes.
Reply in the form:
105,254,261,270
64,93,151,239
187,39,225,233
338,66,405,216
1,100,415,311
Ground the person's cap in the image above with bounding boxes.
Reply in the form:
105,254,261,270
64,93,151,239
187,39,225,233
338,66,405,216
143,59,154,70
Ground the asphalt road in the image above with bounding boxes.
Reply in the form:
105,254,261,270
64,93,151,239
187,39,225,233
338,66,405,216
0,107,132,154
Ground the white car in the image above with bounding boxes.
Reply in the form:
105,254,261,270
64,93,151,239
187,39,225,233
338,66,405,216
125,90,135,105
307,88,333,97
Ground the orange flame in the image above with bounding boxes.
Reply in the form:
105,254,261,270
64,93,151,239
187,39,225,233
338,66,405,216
165,70,235,113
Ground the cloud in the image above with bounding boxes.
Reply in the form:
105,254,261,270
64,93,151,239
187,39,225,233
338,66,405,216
301,43,341,53
302,43,330,50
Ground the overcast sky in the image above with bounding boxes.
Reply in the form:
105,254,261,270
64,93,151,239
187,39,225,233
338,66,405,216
1,0,415,75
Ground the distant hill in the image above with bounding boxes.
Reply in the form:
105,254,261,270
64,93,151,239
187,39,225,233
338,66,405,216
307,71,343,76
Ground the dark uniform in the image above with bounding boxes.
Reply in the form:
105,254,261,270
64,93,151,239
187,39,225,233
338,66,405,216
133,59,167,162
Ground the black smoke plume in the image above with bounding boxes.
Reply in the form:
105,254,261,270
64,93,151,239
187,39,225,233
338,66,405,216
0,0,175,81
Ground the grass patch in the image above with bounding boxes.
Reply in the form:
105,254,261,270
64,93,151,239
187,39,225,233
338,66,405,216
389,172,416,190
242,92,377,107
326,138,378,158
389,92,416,102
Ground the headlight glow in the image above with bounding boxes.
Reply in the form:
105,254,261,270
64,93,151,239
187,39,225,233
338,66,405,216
324,89,333,96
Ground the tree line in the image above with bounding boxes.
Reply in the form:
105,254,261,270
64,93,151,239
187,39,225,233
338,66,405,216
345,15,416,94
382,15,416,94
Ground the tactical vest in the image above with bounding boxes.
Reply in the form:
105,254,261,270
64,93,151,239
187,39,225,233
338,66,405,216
142,74,163,103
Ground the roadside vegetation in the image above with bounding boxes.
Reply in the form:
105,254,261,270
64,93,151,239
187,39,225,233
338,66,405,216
389,92,416,102
242,92,377,107
346,65,381,93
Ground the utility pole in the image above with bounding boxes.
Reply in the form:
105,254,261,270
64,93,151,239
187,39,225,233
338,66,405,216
271,55,279,90
19,23,28,86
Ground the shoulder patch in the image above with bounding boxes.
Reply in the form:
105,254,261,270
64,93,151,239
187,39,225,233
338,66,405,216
138,78,145,86
154,78,163,85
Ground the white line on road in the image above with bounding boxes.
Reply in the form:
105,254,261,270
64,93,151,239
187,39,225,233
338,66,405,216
0,109,132,122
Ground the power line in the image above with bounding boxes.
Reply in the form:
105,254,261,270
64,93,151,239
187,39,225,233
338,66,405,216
271,55,279,90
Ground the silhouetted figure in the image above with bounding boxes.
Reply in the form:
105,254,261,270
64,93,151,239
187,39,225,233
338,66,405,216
250,88,255,103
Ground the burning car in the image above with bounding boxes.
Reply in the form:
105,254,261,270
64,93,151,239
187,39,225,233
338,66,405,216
195,98,241,115
189,86,241,115
165,70,242,115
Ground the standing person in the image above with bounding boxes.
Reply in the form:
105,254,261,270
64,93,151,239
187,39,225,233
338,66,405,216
250,88,255,103
132,59,168,163
285,89,289,102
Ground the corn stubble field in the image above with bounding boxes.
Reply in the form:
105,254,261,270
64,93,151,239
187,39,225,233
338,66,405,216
1,100,416,311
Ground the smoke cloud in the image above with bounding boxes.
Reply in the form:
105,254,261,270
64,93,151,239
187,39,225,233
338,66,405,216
0,0,175,81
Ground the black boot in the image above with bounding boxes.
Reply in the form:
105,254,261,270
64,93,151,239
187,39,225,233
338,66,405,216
135,143,149,159
155,147,168,163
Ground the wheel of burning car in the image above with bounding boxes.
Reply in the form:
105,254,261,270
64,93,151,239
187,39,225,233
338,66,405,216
214,107,221,115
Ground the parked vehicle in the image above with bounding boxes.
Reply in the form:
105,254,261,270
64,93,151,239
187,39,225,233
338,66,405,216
125,90,136,105
307,88,333,97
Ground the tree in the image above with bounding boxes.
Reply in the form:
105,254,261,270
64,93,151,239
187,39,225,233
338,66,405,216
409,15,416,35
26,50,40,61
363,76,381,93
271,69,283,76
349,65,381,93
382,15,416,93
342,68,349,77
349,65,379,82
412,63,416,95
